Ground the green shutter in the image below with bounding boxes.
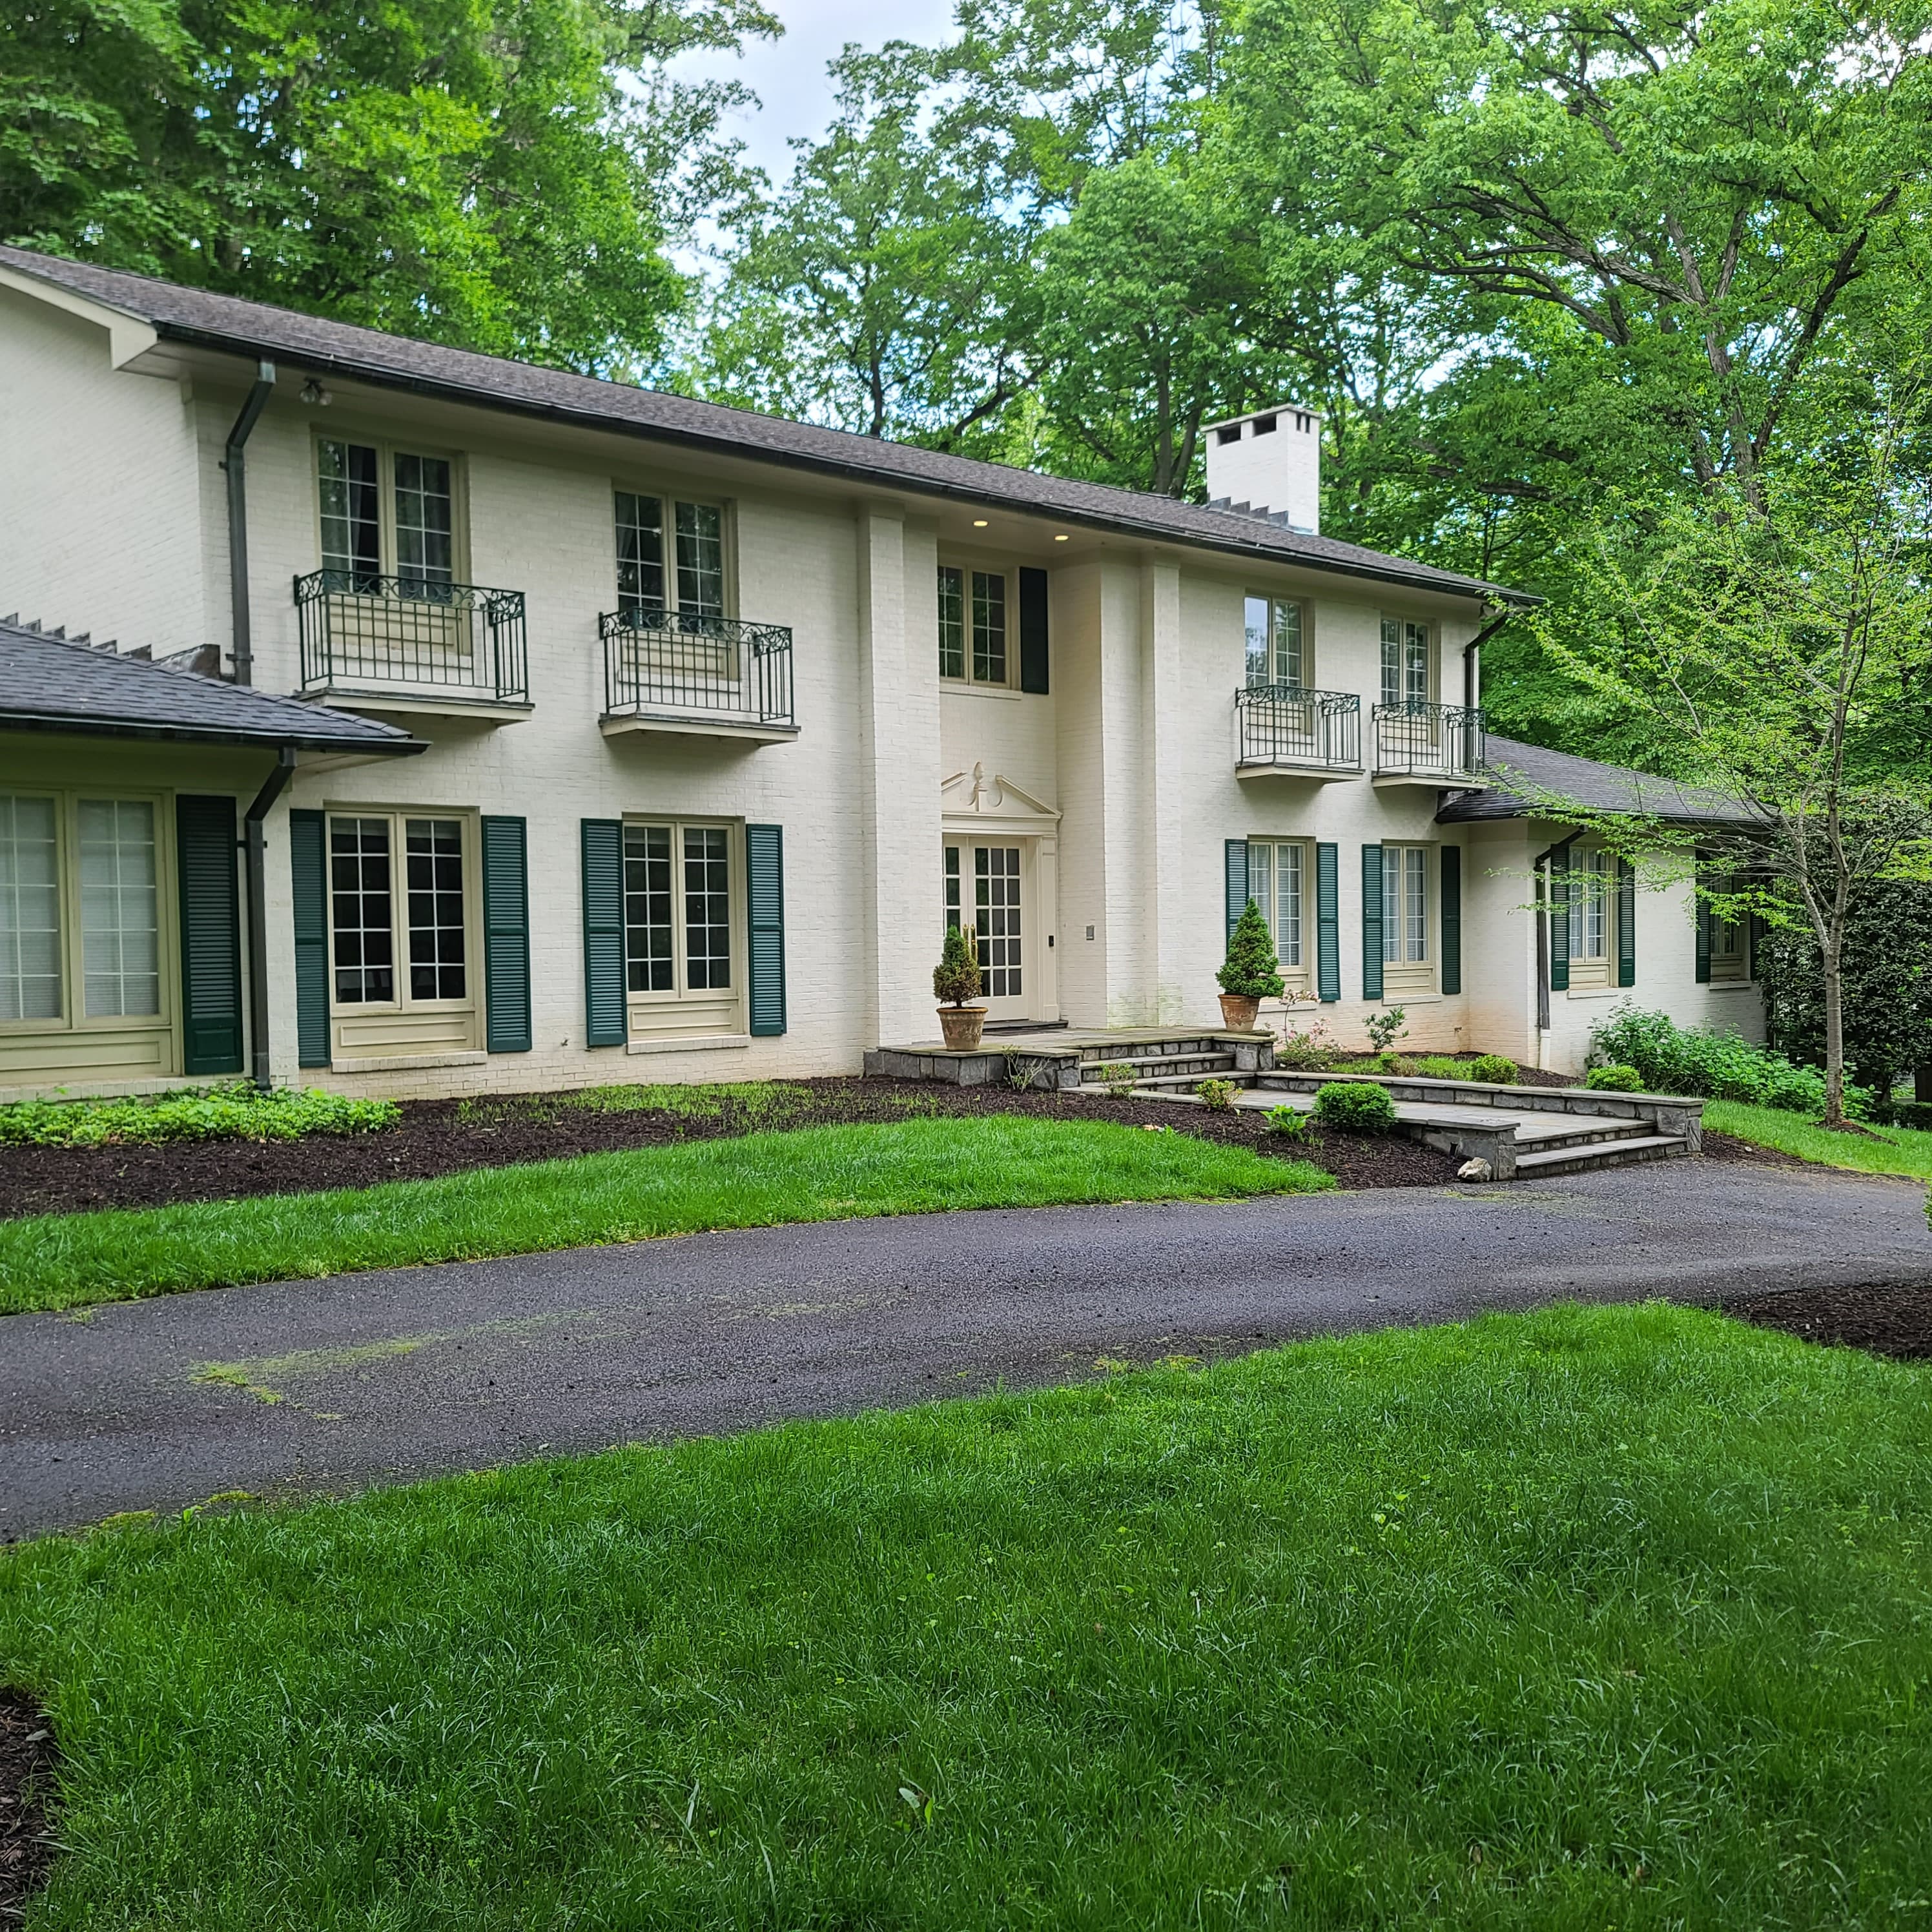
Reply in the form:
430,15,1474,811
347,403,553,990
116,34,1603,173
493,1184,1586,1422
1694,850,1712,983
176,794,243,1074
1548,843,1571,992
1361,844,1384,1002
1617,856,1636,988
1439,845,1462,996
481,816,531,1053
1224,839,1249,941
289,808,329,1068
1018,567,1049,695
746,823,786,1036
1315,842,1339,1002
581,819,626,1047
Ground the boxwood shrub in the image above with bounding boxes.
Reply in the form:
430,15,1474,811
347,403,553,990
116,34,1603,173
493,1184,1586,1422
1313,1081,1399,1135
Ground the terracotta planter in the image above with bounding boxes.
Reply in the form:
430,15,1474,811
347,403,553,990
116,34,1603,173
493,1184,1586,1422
938,1005,987,1050
1218,992,1262,1032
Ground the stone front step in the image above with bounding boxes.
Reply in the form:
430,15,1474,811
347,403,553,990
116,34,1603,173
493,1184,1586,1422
1513,1135,1690,1176
1077,1053,1240,1089
1071,1036,1235,1065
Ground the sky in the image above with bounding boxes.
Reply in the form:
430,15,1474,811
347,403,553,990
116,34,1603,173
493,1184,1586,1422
673,0,961,183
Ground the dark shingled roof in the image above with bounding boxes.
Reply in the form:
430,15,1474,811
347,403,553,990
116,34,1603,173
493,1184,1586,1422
1438,735,1752,825
0,621,422,752
0,245,1530,608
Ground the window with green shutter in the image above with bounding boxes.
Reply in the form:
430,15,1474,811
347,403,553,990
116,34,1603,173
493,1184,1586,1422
481,816,531,1053
288,808,330,1067
1315,842,1339,1002
1548,843,1572,992
1224,839,1249,942
1018,568,1049,694
1617,857,1636,987
1360,844,1384,1002
581,819,626,1047
176,795,243,1074
1439,845,1461,996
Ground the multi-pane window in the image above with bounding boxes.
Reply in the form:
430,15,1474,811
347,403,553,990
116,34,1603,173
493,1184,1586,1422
328,812,469,1009
78,800,158,1018
1568,850,1612,962
405,819,467,1000
615,493,726,626
1382,845,1430,965
317,440,455,592
1,792,166,1029
976,846,1022,998
1380,618,1429,708
1244,597,1304,688
623,821,734,999
938,566,1009,684
1246,839,1306,972
0,796,63,1022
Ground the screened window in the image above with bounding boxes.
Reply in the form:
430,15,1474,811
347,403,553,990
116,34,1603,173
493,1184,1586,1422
78,799,159,1018
615,492,726,626
623,821,734,998
0,795,62,1022
1244,597,1304,688
1379,618,1429,708
1382,845,1430,965
329,812,469,1009
317,440,456,591
1568,850,1612,963
1247,839,1307,973
939,566,1009,684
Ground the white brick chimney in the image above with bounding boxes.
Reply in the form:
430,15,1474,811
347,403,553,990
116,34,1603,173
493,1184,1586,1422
1204,404,1321,534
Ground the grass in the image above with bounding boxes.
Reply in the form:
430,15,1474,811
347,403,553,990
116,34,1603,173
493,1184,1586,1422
1705,1100,1932,1180
4,1301,1930,1928
0,1115,1324,1316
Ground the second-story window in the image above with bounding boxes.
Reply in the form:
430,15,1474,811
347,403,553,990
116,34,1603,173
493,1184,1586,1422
616,493,726,628
317,440,455,597
1380,617,1429,708
1244,597,1304,688
938,566,1009,684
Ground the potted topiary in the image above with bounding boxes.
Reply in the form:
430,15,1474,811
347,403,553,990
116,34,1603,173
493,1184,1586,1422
934,921,987,1049
1215,897,1284,1031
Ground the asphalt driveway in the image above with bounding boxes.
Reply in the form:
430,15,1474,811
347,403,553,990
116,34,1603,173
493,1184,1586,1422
3,1160,1926,1538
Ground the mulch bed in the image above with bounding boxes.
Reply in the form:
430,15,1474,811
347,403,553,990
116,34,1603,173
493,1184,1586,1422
1725,1282,1932,1362
0,1077,1457,1219
0,1691,57,1920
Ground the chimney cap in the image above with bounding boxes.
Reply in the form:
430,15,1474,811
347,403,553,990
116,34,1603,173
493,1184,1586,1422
1203,403,1322,438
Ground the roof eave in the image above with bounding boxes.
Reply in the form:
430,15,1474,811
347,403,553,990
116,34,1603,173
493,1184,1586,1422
0,709,426,754
150,320,1534,609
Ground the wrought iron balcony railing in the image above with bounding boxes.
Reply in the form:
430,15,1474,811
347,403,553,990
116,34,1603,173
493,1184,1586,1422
294,570,528,704
1234,683,1362,772
599,610,796,732
1372,700,1485,779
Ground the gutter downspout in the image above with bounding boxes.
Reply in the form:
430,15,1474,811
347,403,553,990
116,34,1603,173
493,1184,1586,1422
222,360,276,686
1463,606,1513,714
1531,837,1560,1067
243,746,297,1090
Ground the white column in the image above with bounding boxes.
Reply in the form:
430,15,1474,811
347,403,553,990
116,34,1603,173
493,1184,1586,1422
1141,557,1190,1022
855,506,943,1045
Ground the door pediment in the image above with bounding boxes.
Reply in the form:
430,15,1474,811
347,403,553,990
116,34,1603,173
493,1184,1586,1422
940,762,1060,835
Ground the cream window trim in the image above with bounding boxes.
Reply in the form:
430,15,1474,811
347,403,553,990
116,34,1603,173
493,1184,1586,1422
1244,595,1311,689
0,786,178,1040
936,560,1014,688
1567,847,1616,987
322,808,482,1060
1246,837,1313,993
1379,615,1433,708
611,488,734,624
1381,841,1435,996
311,431,471,584
621,817,746,1034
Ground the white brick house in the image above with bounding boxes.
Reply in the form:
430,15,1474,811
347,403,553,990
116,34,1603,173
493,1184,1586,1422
0,247,1763,1101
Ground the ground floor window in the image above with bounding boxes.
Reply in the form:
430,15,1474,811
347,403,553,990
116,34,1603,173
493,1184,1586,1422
328,811,471,1009
1565,848,1616,987
624,821,734,998
1382,845,1430,965
1247,838,1310,991
1,790,162,1027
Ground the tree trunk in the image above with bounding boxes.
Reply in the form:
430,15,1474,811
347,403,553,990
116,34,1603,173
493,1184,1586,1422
1822,949,1845,1126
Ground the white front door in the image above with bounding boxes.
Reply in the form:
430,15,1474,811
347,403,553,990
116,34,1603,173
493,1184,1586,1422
945,841,1029,1022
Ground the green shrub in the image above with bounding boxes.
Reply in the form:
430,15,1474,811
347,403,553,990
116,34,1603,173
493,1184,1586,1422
1264,1105,1310,1139
1217,898,1286,1000
1094,1062,1139,1096
1313,1081,1399,1135
1588,1005,1869,1116
0,1084,399,1148
1196,1078,1240,1111
1364,1006,1408,1055
933,923,982,1007
1468,1054,1517,1085
1585,1064,1646,1093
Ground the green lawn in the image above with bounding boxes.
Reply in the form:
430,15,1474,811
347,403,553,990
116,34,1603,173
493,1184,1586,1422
0,1115,1325,1316
5,1302,1929,1928
1705,1100,1932,1180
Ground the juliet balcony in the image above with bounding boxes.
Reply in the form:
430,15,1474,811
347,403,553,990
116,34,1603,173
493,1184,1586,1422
599,610,799,742
1372,701,1486,785
294,570,531,719
1233,684,1362,779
